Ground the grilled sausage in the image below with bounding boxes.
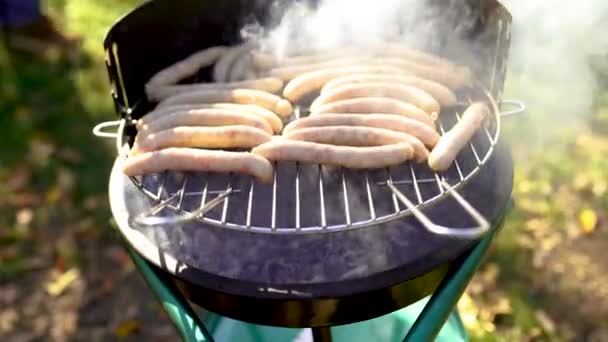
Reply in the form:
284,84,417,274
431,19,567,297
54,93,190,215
282,114,440,147
230,49,257,81
137,109,273,135
146,77,284,102
428,102,490,171
251,51,277,71
131,126,272,156
321,74,458,107
369,43,466,71
310,82,440,114
213,45,252,82
252,140,414,169
271,56,470,88
252,50,352,70
312,98,435,127
157,89,293,117
370,58,472,88
253,46,463,70
146,46,228,87
285,126,429,162
268,57,366,80
122,148,274,183
141,103,284,133
282,65,405,102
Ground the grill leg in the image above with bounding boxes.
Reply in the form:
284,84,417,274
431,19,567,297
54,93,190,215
312,327,333,342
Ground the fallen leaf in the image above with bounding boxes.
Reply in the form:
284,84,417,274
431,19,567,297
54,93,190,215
46,186,63,204
579,209,598,235
534,310,556,334
114,320,140,338
16,208,34,226
46,268,79,297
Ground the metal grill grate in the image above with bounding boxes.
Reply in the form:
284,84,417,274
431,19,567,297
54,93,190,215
121,89,505,236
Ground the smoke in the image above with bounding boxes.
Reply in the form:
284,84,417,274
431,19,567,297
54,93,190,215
501,1,608,124
243,0,479,60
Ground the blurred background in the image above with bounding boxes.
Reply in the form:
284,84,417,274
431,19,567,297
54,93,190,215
0,0,606,341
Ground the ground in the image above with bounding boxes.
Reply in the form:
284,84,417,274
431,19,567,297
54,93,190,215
0,1,607,341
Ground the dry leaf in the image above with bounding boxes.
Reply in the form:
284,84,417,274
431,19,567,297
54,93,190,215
46,186,63,204
16,208,34,226
579,209,598,235
46,268,79,297
534,310,556,334
114,320,140,338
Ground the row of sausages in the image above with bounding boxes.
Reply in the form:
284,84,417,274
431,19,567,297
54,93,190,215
122,43,490,183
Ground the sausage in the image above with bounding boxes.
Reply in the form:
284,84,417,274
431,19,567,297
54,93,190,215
252,50,354,70
131,126,272,156
428,102,490,171
141,103,284,133
252,140,414,169
254,46,464,70
312,98,435,128
310,82,440,115
213,45,252,82
229,49,257,81
137,109,273,135
146,46,228,87
284,126,429,162
122,147,274,183
282,65,405,102
282,114,440,147
156,89,293,117
269,55,470,88
369,43,466,71
366,58,472,88
251,51,277,70
268,57,366,80
146,77,284,101
321,74,458,107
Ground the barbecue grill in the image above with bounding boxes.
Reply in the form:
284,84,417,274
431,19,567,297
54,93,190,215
93,0,525,341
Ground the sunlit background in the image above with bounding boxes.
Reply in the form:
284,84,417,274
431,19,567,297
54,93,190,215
0,0,606,340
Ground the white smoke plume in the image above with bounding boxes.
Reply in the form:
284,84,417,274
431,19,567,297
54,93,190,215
243,0,480,60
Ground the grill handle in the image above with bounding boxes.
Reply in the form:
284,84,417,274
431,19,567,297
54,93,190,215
131,188,233,227
387,180,490,239
93,119,127,153
498,99,526,117
93,120,122,138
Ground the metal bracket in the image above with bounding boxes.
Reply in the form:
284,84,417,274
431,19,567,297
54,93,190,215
132,188,233,227
387,180,490,239
93,120,122,138
93,119,127,154
498,99,526,117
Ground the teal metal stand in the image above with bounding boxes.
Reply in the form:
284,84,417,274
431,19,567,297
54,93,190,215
121,201,512,342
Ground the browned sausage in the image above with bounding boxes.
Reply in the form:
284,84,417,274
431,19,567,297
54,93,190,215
122,148,274,183
131,126,272,156
310,82,440,114
321,74,458,107
282,114,440,147
146,46,228,87
252,140,414,169
284,126,429,162
157,89,293,117
428,102,490,171
312,98,435,127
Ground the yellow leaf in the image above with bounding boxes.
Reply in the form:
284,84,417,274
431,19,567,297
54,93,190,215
114,320,140,338
579,209,598,234
46,268,79,297
46,186,63,204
